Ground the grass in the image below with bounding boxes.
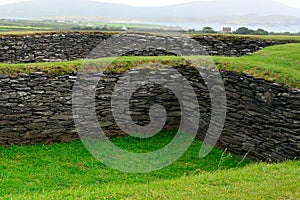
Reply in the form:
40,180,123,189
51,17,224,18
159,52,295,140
0,56,188,75
9,162,299,199
0,43,299,88
190,33,300,42
0,59,83,75
0,131,249,198
0,30,119,36
0,25,51,30
0,131,299,199
213,43,300,88
243,34,300,41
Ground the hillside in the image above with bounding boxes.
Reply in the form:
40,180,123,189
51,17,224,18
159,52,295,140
1,0,300,26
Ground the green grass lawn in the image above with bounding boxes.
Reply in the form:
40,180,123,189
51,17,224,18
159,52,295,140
0,43,299,88
0,131,298,199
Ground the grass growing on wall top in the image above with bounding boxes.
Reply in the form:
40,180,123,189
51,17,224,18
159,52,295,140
0,56,188,75
2,30,300,41
213,43,300,88
0,43,299,88
190,33,300,42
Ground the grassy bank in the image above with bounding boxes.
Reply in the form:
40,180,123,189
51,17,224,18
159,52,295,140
0,43,299,88
213,43,300,88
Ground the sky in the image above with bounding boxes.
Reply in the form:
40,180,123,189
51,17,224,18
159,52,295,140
0,0,300,8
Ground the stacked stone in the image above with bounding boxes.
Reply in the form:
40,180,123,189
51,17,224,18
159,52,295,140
0,68,299,162
0,33,296,63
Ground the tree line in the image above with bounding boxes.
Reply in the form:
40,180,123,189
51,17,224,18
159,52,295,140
183,26,300,36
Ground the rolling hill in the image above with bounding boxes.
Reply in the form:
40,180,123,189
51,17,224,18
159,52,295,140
1,0,300,26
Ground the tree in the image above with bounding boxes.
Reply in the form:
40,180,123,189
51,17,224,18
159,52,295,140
188,29,196,33
202,26,217,33
254,28,269,35
234,27,255,35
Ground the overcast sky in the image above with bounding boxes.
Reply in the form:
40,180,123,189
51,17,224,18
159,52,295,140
0,0,300,8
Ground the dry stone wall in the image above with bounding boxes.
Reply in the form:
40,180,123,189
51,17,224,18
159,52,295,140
0,68,299,162
0,32,299,162
0,32,295,63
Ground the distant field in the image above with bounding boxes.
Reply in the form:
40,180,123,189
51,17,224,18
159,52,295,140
0,25,51,31
0,19,170,33
92,21,167,29
0,19,73,32
0,30,119,36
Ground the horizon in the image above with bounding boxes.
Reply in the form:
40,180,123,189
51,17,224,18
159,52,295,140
1,0,300,33
0,0,300,8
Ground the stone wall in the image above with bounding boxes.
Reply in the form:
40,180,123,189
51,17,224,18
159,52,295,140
0,67,299,162
192,35,294,56
0,32,111,63
0,32,296,63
